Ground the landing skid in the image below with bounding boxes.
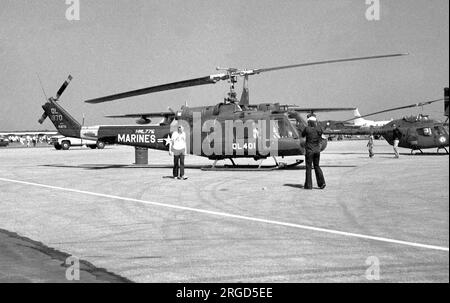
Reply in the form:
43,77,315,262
411,147,449,155
437,147,449,154
411,149,423,155
201,157,304,171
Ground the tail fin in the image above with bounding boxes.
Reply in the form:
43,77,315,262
37,75,81,138
352,108,365,126
239,75,249,107
40,99,81,138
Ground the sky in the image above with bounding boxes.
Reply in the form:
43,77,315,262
0,0,448,131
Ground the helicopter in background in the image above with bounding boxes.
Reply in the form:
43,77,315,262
39,53,408,168
322,88,449,154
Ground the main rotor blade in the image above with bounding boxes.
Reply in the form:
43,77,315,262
253,53,408,74
55,75,73,101
105,112,175,118
85,53,407,104
288,107,356,113
345,98,444,121
85,75,227,104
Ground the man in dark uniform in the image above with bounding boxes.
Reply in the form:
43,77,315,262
301,114,326,190
392,124,402,158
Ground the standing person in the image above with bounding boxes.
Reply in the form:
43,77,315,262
367,134,375,158
169,125,188,180
392,124,402,158
301,115,326,190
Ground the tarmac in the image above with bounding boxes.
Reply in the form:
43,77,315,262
0,140,448,282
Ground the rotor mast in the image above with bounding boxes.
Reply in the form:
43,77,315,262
215,67,240,103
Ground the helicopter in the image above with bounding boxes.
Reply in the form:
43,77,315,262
39,53,407,168
322,87,450,154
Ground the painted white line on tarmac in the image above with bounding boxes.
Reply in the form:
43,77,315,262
0,177,448,253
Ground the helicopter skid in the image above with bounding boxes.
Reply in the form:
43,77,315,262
437,147,449,154
201,159,304,171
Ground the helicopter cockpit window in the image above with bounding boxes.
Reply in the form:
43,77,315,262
434,126,448,136
273,117,298,139
272,123,281,139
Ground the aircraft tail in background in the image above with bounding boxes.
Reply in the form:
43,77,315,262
38,75,82,138
352,108,366,126
351,108,391,127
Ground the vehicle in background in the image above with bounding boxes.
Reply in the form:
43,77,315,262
50,135,105,150
0,137,9,147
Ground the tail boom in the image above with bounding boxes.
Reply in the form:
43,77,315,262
40,99,81,138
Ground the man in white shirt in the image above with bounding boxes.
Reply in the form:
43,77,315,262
169,125,188,179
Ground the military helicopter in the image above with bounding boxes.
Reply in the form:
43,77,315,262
322,88,450,154
39,53,407,168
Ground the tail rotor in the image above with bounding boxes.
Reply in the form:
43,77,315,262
55,75,73,101
38,75,73,124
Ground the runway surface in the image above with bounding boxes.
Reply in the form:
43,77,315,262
0,141,448,282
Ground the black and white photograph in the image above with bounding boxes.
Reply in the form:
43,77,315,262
0,0,448,290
